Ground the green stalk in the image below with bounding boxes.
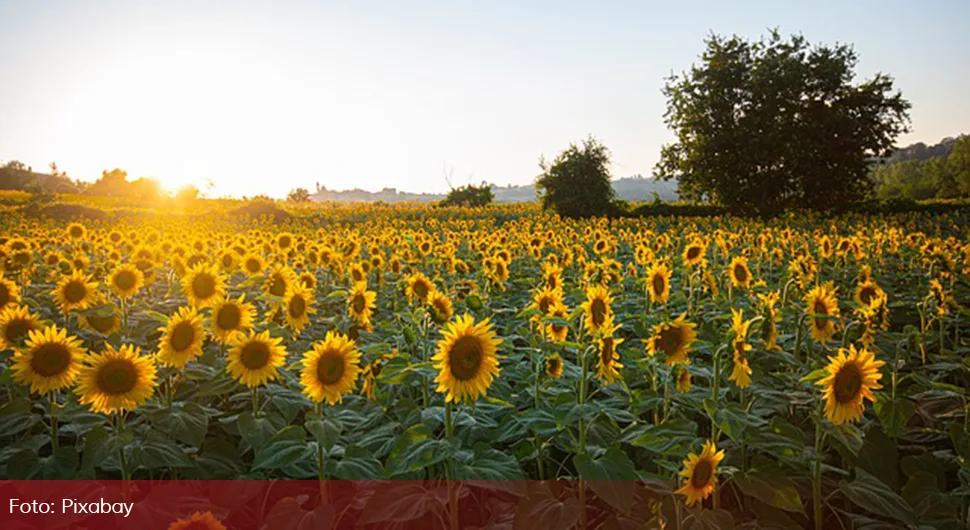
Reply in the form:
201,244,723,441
445,400,458,530
813,406,825,530
49,392,59,451
117,412,130,482
316,403,328,505
578,347,589,530
251,387,259,417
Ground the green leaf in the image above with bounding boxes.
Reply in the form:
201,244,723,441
305,418,342,452
130,432,193,469
82,425,110,472
334,445,384,480
384,424,459,477
237,410,285,452
513,483,580,530
839,467,916,526
873,394,914,438
0,398,40,437
8,447,78,479
254,426,310,470
453,444,525,482
630,418,698,454
824,421,864,457
142,310,171,324
151,402,209,448
736,469,805,514
358,483,441,525
856,426,899,489
800,368,829,383
573,446,638,515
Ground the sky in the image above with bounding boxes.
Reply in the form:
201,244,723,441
1,1,968,198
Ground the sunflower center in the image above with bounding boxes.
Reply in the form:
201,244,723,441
97,360,138,395
114,270,137,291
659,327,684,358
859,286,876,306
316,351,345,385
64,281,88,303
813,300,829,329
192,274,217,300
600,338,615,365
240,341,271,370
352,294,367,314
733,342,747,363
216,304,242,330
87,314,117,333
269,274,287,297
245,259,261,274
30,343,72,377
288,295,306,319
691,460,714,489
833,364,863,404
448,336,484,381
686,247,700,261
590,299,607,326
170,321,197,352
652,274,666,295
0,283,10,306
69,226,84,238
352,269,364,282
414,281,429,299
734,265,748,283
4,318,32,344
538,297,552,314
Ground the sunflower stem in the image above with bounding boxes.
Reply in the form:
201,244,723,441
316,403,328,505
578,347,589,530
48,392,59,451
117,412,130,482
251,386,259,418
444,400,458,530
812,405,825,530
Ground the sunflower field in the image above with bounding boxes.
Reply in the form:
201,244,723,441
1,199,969,529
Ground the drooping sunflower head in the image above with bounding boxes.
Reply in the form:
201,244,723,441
11,325,86,394
581,284,613,334
727,256,752,288
181,262,226,308
544,353,564,379
647,314,697,366
0,304,44,350
405,272,435,305
805,282,840,343
596,325,624,384
427,289,454,325
646,262,672,304
818,344,885,425
77,344,158,414
157,306,206,368
347,281,377,331
0,275,20,310
432,314,502,404
854,281,883,308
300,330,362,405
675,440,725,507
52,269,98,313
108,263,144,299
544,301,570,342
166,511,228,530
227,330,286,388
730,308,753,341
283,285,316,334
676,365,692,392
210,294,255,342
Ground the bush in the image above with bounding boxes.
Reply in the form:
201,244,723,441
536,136,615,219
440,183,494,207
228,200,292,223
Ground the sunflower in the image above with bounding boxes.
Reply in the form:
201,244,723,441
210,294,255,343
80,311,122,336
545,301,570,342
283,285,316,333
241,254,266,277
646,314,697,366
405,272,435,304
817,345,885,425
347,281,377,331
646,262,672,305
77,344,157,414
181,262,226,308
854,281,884,307
595,325,624,384
728,309,754,388
108,263,144,299
0,304,44,349
157,306,206,368
52,269,98,313
65,222,87,240
263,263,297,299
427,289,453,326
676,365,692,392
727,256,752,289
682,240,707,267
805,282,840,343
11,325,85,394
675,440,725,506
544,353,564,379
0,274,20,310
227,330,286,388
167,511,227,530
581,284,613,335
757,291,781,351
432,314,502,404
360,356,387,401
528,287,563,328
300,330,361,405
541,263,563,291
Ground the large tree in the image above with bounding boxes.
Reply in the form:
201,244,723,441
536,136,615,218
656,30,911,216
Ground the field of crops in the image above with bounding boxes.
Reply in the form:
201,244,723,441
1,202,969,529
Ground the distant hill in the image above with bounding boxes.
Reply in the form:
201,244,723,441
880,136,962,165
309,176,678,203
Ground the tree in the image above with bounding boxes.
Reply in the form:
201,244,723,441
656,30,911,216
287,187,311,202
948,136,970,196
440,182,494,207
536,136,616,218
175,185,200,202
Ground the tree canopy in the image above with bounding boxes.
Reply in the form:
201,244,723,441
656,30,911,216
440,182,494,207
536,136,616,218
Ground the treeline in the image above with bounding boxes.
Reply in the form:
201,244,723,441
871,135,970,199
0,162,201,201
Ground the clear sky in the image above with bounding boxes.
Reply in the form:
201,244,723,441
1,1,967,198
